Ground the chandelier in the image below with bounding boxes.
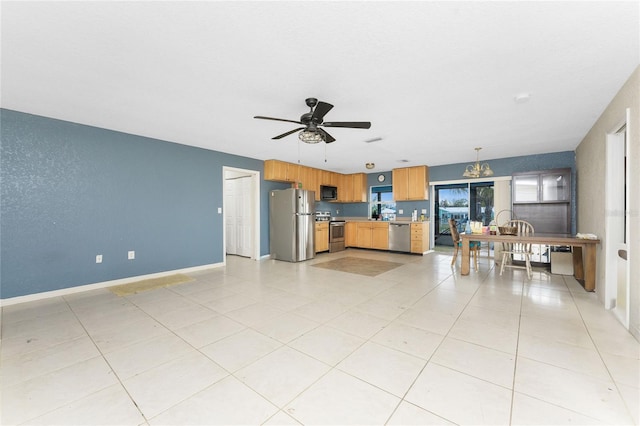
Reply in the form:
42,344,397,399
463,147,494,178
298,129,323,144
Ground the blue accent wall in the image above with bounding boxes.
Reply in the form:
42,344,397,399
1,109,285,299
429,151,575,182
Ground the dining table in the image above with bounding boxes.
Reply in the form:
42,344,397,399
460,233,601,291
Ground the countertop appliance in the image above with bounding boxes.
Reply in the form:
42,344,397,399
329,219,346,252
269,188,315,262
315,211,331,222
320,185,338,201
389,223,411,253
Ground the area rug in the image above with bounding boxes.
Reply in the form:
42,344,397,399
109,274,194,296
311,257,404,277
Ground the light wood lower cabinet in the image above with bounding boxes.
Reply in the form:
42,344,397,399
315,222,329,253
410,222,430,253
371,222,389,250
355,222,389,250
345,222,357,247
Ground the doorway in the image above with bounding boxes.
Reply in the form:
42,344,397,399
223,167,261,261
605,113,630,329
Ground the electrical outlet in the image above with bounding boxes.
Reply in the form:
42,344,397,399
399,209,404,214
217,207,222,214
128,250,135,260
421,209,427,214
96,254,103,264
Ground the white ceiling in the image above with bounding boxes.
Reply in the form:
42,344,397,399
2,1,638,174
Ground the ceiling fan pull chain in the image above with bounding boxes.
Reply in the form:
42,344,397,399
324,143,327,163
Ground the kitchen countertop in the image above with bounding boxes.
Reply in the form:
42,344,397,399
339,218,429,224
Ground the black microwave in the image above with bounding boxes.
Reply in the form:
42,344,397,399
320,185,338,201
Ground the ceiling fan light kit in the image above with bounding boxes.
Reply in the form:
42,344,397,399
463,147,494,178
254,97,371,144
299,130,323,144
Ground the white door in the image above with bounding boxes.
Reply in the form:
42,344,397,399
225,175,254,258
605,115,630,328
237,176,253,258
225,179,238,255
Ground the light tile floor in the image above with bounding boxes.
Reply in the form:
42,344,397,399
1,249,638,425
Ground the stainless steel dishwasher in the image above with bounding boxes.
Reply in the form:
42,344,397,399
389,223,411,252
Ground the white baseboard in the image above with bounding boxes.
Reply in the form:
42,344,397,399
0,262,224,307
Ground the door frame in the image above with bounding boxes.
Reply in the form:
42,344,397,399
604,111,630,328
223,166,261,262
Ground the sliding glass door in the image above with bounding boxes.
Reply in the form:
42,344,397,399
470,182,494,226
434,181,494,247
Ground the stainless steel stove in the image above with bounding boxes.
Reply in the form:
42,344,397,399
329,218,345,252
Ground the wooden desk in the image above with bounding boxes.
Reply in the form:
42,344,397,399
460,233,600,291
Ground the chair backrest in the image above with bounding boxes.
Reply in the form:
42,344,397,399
502,220,534,253
448,218,460,244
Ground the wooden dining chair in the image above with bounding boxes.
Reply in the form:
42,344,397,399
449,218,481,271
499,219,535,278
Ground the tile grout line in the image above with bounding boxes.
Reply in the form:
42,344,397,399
507,274,526,426
382,259,495,425
565,275,638,423
48,296,152,425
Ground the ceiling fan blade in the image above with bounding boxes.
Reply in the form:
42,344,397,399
311,101,334,122
254,116,303,125
317,128,336,143
272,127,305,140
322,121,371,129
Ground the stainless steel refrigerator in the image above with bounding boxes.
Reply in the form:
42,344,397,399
269,188,316,262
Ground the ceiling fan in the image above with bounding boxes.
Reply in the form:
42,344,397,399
254,98,371,144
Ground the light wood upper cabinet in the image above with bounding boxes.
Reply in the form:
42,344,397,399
337,173,366,203
298,166,317,197
288,163,300,184
264,160,293,182
392,167,409,200
338,174,353,202
319,170,334,187
264,161,369,203
264,160,306,188
351,173,367,202
310,167,321,200
393,165,429,201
